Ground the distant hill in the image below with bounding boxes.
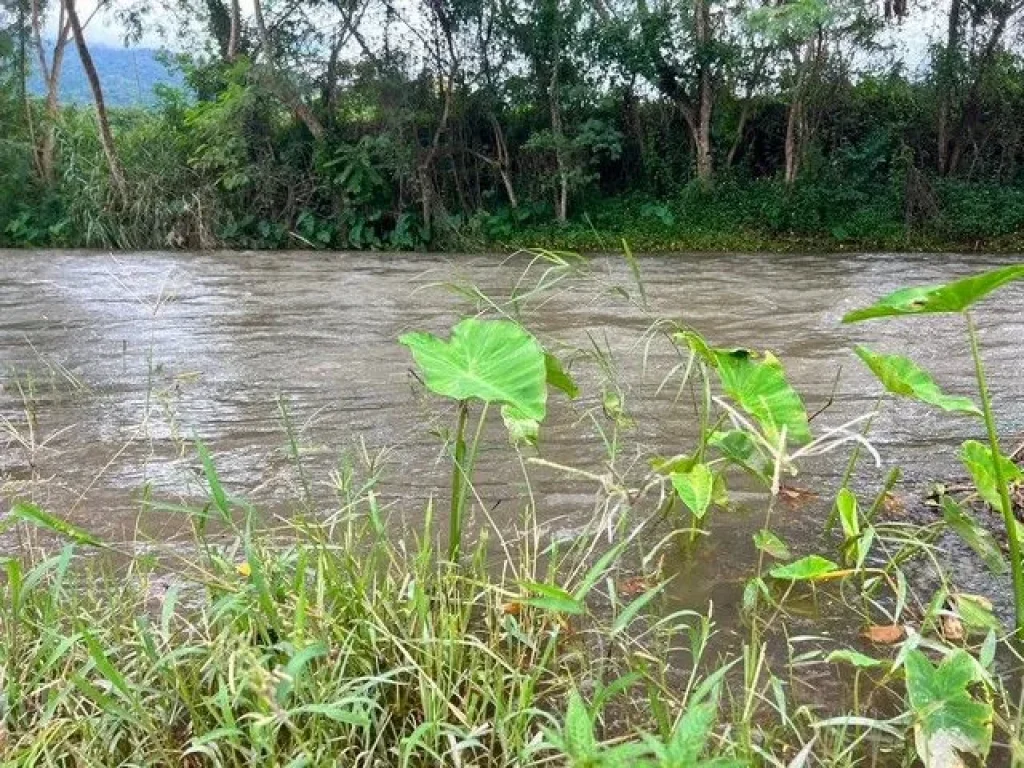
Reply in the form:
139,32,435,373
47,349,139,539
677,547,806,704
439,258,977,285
28,43,185,108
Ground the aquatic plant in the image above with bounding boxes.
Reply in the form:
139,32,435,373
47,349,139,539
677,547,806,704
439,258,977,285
400,317,576,560
845,263,1024,633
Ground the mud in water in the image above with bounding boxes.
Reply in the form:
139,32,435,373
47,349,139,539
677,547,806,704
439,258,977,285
2,249,1024,629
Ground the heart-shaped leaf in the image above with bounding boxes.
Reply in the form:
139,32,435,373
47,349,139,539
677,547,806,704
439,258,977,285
905,649,993,768
960,440,1023,511
843,264,1024,323
853,346,980,417
769,554,839,581
713,349,811,446
401,318,547,422
671,464,715,519
754,529,792,560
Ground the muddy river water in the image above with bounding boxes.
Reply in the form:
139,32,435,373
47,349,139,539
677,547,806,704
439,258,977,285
2,249,1023,626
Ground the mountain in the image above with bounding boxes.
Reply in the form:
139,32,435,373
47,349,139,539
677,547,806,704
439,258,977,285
28,43,185,108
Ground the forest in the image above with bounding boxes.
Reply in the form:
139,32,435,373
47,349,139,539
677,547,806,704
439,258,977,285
1,0,1024,251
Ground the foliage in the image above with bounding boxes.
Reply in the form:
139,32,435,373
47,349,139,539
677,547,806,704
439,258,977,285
3,0,1024,250
846,263,1024,633
3,253,1024,766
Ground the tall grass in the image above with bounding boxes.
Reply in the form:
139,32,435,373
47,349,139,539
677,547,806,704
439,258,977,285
2,253,1024,767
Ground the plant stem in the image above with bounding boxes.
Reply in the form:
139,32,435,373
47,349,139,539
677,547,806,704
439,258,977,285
449,400,469,562
966,311,1024,635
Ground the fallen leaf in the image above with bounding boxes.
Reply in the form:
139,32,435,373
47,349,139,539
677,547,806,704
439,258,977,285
500,601,523,616
779,484,818,507
862,624,906,644
883,492,906,515
618,576,651,597
941,613,965,642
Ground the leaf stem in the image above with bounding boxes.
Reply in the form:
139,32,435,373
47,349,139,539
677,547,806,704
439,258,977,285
966,311,1024,635
449,400,470,562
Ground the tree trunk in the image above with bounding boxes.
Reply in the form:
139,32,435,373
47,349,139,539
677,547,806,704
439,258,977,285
936,0,962,175
64,0,126,199
490,115,518,208
692,0,713,184
726,103,750,168
227,0,240,61
550,64,569,223
252,0,325,139
418,72,454,231
784,96,802,185
32,0,71,184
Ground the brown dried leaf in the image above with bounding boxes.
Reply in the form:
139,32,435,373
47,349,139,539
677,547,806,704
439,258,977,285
883,492,906,515
942,613,965,642
862,624,906,644
779,484,818,507
618,576,651,597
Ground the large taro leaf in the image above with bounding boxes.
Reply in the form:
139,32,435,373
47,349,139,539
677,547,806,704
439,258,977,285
400,319,548,433
853,346,980,417
713,349,811,446
843,264,1024,323
960,440,1023,511
905,649,992,768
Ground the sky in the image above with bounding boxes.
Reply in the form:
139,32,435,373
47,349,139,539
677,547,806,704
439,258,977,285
52,0,942,71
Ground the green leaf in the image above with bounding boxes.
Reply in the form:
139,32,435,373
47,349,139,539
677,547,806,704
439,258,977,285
521,581,585,615
837,488,860,541
843,264,1024,322
400,319,547,422
674,329,715,365
671,464,715,519
501,405,538,446
905,649,993,767
545,352,579,399
827,649,885,669
753,529,791,560
666,699,717,766
769,555,839,581
713,349,811,446
196,440,231,522
10,503,102,547
708,429,769,479
941,496,1008,575
960,440,1023,510
292,701,372,726
853,347,980,416
954,594,1002,634
563,691,595,760
612,582,668,636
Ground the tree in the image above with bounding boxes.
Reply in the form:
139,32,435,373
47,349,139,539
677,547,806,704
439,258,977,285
64,0,126,197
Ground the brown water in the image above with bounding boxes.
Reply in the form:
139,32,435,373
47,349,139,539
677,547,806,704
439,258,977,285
2,249,1023,621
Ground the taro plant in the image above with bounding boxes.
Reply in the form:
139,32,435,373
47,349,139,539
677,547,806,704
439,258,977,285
844,263,1024,633
400,317,575,560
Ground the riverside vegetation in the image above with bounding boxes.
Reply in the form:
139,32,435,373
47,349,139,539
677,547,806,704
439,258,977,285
1,255,1024,767
3,0,1024,251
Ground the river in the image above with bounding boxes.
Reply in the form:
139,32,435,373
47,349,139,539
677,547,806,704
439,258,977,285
2,249,1023,626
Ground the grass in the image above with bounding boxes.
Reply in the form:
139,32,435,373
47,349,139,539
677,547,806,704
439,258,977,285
2,252,1024,767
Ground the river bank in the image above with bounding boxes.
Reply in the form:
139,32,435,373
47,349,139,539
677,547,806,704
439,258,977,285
2,250,1024,766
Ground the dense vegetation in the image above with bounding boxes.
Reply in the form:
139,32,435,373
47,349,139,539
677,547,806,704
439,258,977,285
2,0,1024,250
3,256,1024,766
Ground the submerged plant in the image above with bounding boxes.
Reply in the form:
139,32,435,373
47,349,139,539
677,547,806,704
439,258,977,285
844,263,1024,633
